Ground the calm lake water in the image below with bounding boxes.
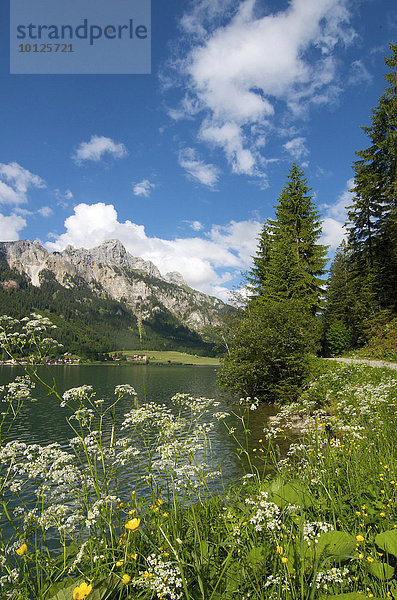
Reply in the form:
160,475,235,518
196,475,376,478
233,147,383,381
0,364,278,493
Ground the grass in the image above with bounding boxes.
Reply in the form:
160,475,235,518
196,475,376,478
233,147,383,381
120,350,220,366
1,315,397,600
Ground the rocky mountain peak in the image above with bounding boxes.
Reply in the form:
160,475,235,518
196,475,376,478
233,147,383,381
93,239,129,264
0,239,230,332
165,271,187,286
61,240,162,279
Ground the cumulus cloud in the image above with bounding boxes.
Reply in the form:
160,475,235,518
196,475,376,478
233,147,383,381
38,206,53,218
178,148,220,187
186,220,204,231
133,179,156,197
321,217,346,249
72,135,127,164
320,178,354,248
171,0,355,176
283,137,309,160
45,202,262,301
0,162,46,206
0,213,26,240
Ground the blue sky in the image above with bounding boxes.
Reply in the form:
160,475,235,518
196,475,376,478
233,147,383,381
0,0,396,301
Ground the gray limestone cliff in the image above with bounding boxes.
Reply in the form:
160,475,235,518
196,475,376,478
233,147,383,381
0,239,230,331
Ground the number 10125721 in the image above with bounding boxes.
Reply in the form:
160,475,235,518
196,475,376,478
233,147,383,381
19,43,74,53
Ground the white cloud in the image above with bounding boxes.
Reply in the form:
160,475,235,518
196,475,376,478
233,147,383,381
186,220,204,231
200,121,256,174
0,162,46,206
133,179,156,197
172,0,354,176
38,206,53,218
55,188,74,201
72,135,127,164
45,202,263,300
283,137,309,160
0,213,26,240
178,148,220,187
321,217,346,249
348,60,373,85
320,178,353,249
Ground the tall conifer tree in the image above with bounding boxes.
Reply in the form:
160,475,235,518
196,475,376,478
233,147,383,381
348,44,397,311
249,163,328,314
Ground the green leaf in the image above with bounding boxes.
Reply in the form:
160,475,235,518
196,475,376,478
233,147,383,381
271,480,313,508
224,564,241,592
375,528,397,557
316,531,355,561
246,546,267,565
368,559,395,580
46,580,81,600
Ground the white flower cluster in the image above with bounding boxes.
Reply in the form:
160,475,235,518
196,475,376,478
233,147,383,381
114,384,137,397
213,411,230,420
239,396,260,410
314,566,351,590
303,521,334,546
121,402,174,430
85,495,119,528
1,376,34,401
263,575,291,598
171,393,218,414
245,492,281,532
22,313,57,333
133,553,183,600
61,385,94,407
70,407,95,425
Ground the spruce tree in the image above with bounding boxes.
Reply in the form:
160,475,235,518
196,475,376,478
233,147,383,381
249,163,328,314
348,43,397,311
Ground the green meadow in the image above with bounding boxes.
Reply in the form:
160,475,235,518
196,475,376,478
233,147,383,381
121,350,220,366
1,315,397,600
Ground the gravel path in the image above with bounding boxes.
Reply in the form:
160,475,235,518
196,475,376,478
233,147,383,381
326,357,397,370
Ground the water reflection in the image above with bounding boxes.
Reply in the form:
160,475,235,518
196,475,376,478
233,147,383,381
0,365,278,493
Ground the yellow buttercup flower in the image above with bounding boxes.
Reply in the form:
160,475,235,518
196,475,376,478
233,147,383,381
356,535,365,542
121,574,131,585
73,582,92,600
16,543,27,556
130,553,138,560
367,556,374,563
143,571,154,579
276,546,283,555
125,517,141,532
116,560,124,567
281,557,288,564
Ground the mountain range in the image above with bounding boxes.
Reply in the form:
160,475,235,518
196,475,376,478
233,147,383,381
0,239,232,357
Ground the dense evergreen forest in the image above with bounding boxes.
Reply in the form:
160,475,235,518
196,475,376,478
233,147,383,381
323,44,397,359
219,44,397,402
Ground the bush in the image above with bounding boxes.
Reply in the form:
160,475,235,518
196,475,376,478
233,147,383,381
217,299,320,403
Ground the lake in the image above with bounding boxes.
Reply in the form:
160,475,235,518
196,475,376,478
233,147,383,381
0,364,278,494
